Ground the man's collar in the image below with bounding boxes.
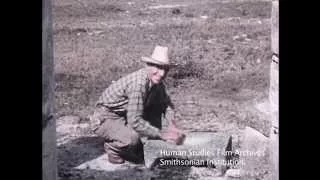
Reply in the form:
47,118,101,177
148,80,153,91
143,67,153,91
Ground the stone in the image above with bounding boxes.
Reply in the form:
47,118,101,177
239,127,269,179
232,35,240,40
225,169,241,178
143,131,233,174
256,58,261,64
57,115,81,124
200,15,208,19
75,154,141,171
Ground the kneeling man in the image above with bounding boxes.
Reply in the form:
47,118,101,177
91,46,185,164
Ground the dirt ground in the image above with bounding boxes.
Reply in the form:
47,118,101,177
53,0,273,179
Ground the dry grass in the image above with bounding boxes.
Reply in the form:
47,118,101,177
54,18,271,120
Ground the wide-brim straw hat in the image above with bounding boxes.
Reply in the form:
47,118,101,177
142,45,174,66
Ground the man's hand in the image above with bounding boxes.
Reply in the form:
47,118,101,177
160,120,186,145
161,131,185,145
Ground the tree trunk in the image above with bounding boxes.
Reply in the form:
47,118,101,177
42,0,57,179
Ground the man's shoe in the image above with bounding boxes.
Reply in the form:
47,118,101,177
108,153,125,164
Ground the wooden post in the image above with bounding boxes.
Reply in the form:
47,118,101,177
42,0,57,179
269,1,279,180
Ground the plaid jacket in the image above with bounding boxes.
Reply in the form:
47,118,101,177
95,67,174,138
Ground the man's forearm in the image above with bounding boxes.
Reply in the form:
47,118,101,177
128,116,161,138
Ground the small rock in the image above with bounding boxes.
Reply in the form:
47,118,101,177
225,169,241,178
232,35,240,40
93,30,104,35
257,58,261,63
172,8,181,15
200,15,208,19
207,39,216,44
76,163,89,170
228,17,240,22
57,115,81,124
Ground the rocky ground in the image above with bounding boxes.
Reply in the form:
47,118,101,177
53,0,273,179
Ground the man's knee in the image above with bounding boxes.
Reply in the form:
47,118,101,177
108,126,141,148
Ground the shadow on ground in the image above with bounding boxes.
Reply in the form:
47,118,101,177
58,167,193,180
58,136,105,172
57,136,192,180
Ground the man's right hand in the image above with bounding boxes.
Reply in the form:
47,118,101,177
160,130,185,145
160,121,186,145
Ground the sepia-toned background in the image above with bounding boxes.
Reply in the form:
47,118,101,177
53,0,274,179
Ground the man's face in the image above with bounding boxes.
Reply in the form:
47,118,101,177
147,64,170,84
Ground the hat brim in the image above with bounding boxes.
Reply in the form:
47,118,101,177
141,56,172,66
141,57,170,65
